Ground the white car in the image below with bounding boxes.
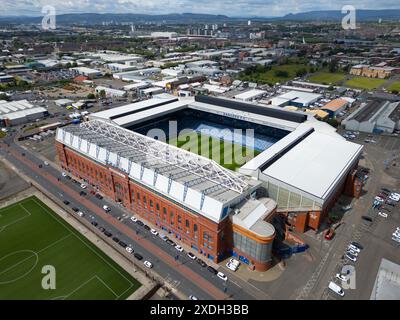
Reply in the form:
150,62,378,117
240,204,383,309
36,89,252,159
348,245,361,253
217,272,228,281
187,252,196,260
328,281,345,297
389,195,400,202
150,229,158,236
346,249,358,257
345,253,357,262
175,245,184,252
226,262,238,272
390,192,400,198
189,295,198,300
392,237,400,243
44,161,49,166
143,261,153,268
375,196,385,202
378,211,388,218
126,247,133,254
77,211,84,217
393,232,400,238
130,216,137,222
336,273,348,282
80,183,87,189
103,205,110,212
62,172,67,177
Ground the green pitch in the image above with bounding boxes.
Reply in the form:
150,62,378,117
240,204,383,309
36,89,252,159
345,77,387,90
0,196,140,300
169,132,261,171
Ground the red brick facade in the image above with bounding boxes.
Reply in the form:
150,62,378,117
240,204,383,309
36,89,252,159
56,142,232,263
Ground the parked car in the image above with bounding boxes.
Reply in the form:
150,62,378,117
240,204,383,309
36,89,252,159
136,220,144,227
350,242,364,250
378,211,388,218
143,261,153,268
166,239,176,246
80,183,87,189
150,229,158,236
187,252,196,260
80,191,87,196
325,228,335,240
126,247,133,254
189,295,199,300
63,200,70,205
196,258,207,268
348,245,360,253
62,172,67,177
392,237,400,243
345,253,357,262
336,273,348,282
130,216,138,222
134,253,143,260
104,231,112,237
44,161,49,166
112,237,119,243
175,245,184,252
347,249,358,257
143,225,151,231
207,266,218,275
77,211,84,217
72,207,79,212
217,272,228,281
95,193,103,200
91,221,98,227
119,241,127,248
103,205,111,212
328,281,345,297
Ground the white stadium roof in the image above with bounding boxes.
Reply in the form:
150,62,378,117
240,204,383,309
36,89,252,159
261,131,363,201
56,119,258,223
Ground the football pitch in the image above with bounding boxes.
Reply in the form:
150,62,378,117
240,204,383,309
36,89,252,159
169,132,261,171
0,196,141,300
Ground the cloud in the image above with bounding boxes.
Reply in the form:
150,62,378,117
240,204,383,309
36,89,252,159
2,0,400,17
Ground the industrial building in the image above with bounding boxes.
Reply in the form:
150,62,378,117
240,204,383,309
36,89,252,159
95,86,127,98
343,99,400,133
269,91,322,108
0,100,48,126
321,98,350,118
55,95,363,270
70,67,103,79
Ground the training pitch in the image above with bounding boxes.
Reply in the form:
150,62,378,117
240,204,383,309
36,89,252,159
0,196,141,300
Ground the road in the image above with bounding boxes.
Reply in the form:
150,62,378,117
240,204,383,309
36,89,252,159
0,134,258,300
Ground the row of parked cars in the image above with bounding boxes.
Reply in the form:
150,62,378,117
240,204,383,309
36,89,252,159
392,227,400,243
130,215,230,282
329,242,364,297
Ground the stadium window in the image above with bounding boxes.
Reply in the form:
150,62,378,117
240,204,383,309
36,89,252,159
177,215,182,223
185,219,190,228
150,200,153,207
156,203,160,211
163,207,167,214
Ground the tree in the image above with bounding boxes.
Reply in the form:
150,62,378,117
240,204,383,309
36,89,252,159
274,70,289,78
296,68,308,77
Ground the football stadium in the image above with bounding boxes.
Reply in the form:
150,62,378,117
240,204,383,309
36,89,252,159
55,95,364,271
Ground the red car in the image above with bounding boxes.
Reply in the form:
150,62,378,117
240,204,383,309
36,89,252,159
325,228,335,240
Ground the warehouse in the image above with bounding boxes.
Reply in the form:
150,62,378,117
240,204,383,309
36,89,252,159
343,99,400,133
270,91,322,108
321,98,349,118
70,66,103,79
56,95,364,270
234,89,267,102
0,100,48,126
95,86,127,98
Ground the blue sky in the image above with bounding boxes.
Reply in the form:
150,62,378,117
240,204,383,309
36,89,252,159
2,0,400,17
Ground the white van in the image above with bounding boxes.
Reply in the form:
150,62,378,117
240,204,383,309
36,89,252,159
328,281,345,297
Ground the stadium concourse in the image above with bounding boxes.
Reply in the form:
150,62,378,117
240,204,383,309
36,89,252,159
55,95,364,272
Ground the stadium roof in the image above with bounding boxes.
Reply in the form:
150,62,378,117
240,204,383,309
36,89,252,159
56,119,257,223
261,131,363,201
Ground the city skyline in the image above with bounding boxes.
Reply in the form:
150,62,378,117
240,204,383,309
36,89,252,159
1,0,400,17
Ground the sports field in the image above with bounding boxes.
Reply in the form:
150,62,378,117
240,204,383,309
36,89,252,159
387,82,400,93
169,132,261,171
308,72,345,85
345,77,387,90
0,196,141,300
